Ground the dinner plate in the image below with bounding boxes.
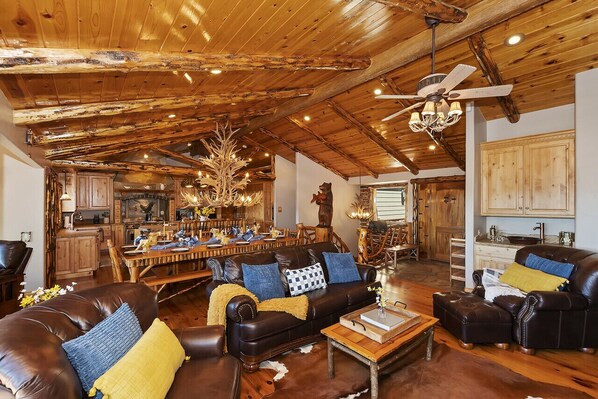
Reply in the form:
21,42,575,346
235,241,250,245
207,244,223,248
157,240,172,244
124,250,144,255
263,238,276,242
171,247,190,252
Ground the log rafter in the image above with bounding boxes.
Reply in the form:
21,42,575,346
50,160,199,177
258,128,348,180
325,99,419,175
286,117,378,178
15,89,308,126
238,0,550,136
467,33,520,123
0,48,371,74
367,0,467,23
33,110,272,146
429,133,465,171
151,147,204,168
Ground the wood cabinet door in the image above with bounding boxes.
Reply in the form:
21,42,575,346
77,176,89,209
481,146,524,215
525,138,575,216
112,224,125,247
55,238,73,277
73,236,98,273
89,177,109,209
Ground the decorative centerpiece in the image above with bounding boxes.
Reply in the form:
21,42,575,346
368,286,387,319
195,206,215,221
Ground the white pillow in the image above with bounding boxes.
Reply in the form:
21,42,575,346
285,263,327,296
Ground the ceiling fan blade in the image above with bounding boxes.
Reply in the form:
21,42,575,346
435,64,477,95
376,94,423,100
381,101,425,122
448,84,513,100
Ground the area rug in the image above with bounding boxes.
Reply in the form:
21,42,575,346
261,341,591,399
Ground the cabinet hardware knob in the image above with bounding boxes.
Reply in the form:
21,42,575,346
525,207,529,210
518,207,522,210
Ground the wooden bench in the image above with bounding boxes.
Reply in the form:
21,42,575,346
142,269,212,296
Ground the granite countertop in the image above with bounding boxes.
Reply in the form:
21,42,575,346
57,228,102,237
475,233,561,248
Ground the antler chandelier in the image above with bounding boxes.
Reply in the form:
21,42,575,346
180,122,262,208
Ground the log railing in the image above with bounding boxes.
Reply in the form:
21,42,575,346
296,223,351,253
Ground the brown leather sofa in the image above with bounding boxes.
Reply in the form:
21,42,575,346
435,245,598,354
207,241,379,371
0,240,32,317
0,283,241,399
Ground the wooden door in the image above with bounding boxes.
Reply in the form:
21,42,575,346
77,176,89,209
525,137,575,216
89,176,109,209
481,146,524,215
55,238,73,277
429,182,465,262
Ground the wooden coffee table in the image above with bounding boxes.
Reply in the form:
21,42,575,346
321,310,438,399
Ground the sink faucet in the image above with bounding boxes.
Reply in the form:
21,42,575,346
533,222,545,243
69,210,83,230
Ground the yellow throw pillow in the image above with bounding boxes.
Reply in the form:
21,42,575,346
499,262,567,293
89,318,185,399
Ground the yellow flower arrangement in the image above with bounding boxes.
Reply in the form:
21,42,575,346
368,286,387,309
194,206,215,218
18,282,77,308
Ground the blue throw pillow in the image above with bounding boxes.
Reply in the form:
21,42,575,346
525,253,575,279
323,252,361,284
62,303,143,397
242,262,286,301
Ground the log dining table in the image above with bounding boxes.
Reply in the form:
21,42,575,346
117,236,300,283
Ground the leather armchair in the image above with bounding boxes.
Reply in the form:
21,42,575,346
0,283,240,399
474,245,598,353
0,240,32,318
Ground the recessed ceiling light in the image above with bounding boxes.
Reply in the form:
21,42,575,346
210,69,222,75
248,158,252,162
374,88,382,95
187,142,192,147
265,152,270,157
168,113,176,118
143,153,149,159
505,33,525,46
428,144,436,150
184,72,193,83
303,115,311,121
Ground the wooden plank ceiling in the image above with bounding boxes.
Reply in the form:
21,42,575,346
0,0,595,179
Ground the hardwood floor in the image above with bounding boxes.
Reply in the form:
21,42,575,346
58,260,598,398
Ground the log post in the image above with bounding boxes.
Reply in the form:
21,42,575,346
357,228,369,264
315,227,332,243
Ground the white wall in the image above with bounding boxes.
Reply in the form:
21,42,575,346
273,155,296,230
295,153,360,253
483,104,576,237
0,91,46,288
464,104,487,287
575,69,598,251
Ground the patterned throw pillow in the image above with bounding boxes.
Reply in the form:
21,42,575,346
62,303,143,397
242,262,286,301
285,263,327,296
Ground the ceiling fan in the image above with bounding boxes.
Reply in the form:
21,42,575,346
376,17,513,126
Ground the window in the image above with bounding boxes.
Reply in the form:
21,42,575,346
374,187,406,221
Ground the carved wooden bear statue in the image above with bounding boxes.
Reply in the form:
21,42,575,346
311,182,333,227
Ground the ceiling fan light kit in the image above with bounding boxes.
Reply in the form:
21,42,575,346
377,17,513,138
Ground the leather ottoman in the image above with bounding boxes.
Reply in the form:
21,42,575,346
433,291,512,349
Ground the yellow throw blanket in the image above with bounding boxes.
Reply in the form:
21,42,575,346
207,284,309,331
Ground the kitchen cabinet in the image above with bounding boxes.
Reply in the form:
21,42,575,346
56,233,99,279
481,130,574,217
474,242,521,271
77,174,113,210
99,225,112,251
112,224,125,248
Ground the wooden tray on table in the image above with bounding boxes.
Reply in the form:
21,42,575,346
340,303,421,343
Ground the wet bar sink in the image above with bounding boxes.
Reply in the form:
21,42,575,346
506,236,541,245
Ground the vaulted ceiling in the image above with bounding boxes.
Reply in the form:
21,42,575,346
0,0,595,180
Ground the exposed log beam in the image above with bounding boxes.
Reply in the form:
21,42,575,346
258,128,348,180
368,0,467,23
151,147,204,168
286,117,378,178
325,100,419,175
15,89,307,125
238,0,549,135
239,136,273,156
428,132,465,171
33,110,271,146
0,48,371,75
50,160,198,177
378,75,411,110
467,33,520,123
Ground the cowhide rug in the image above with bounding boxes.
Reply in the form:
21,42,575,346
260,341,592,399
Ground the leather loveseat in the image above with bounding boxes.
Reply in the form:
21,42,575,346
0,283,241,399
0,240,32,317
207,241,379,371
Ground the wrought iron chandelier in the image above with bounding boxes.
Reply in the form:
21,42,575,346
180,122,262,208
